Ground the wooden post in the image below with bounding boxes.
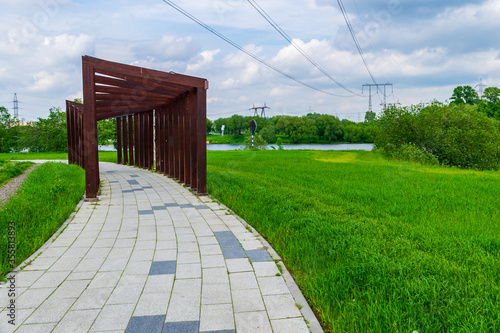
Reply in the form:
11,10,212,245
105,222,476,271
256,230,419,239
116,117,122,164
82,61,99,199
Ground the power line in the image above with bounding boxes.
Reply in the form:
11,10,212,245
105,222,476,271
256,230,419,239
161,0,355,97
337,0,377,85
246,0,361,96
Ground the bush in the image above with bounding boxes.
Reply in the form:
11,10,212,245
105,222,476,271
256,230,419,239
380,143,439,165
243,132,268,150
375,103,500,170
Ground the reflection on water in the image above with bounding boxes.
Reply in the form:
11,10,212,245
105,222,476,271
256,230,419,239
99,143,374,152
206,143,374,151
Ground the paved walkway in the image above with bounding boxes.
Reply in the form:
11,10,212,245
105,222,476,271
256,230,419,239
1,162,321,333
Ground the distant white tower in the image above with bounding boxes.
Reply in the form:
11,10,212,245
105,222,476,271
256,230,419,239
475,78,486,97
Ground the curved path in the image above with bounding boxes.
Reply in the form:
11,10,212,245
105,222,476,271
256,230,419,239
0,162,321,333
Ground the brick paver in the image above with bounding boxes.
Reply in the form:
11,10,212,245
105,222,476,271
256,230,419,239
0,162,322,333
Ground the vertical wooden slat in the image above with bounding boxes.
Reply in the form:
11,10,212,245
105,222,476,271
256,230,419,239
178,97,185,184
189,92,198,188
116,117,122,165
196,87,207,195
122,116,128,165
128,114,134,165
82,61,99,198
149,111,154,170
134,113,139,168
183,94,191,187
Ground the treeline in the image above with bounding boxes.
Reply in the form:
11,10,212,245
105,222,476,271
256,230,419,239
208,113,378,144
0,106,116,153
376,101,500,170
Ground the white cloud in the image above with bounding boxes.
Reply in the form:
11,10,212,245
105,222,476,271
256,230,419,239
29,71,72,92
187,49,220,73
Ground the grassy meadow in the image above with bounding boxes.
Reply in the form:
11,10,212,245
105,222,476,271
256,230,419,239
207,150,500,332
0,151,118,163
0,163,85,279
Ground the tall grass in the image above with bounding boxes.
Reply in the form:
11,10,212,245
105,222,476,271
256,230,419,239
207,150,500,332
0,163,85,279
0,161,34,186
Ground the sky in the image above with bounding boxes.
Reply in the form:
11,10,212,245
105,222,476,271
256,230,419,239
1,0,500,121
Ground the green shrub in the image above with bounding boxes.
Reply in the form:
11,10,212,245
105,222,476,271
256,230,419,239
375,103,500,170
381,143,439,166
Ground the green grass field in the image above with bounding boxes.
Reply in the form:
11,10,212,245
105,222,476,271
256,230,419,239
0,163,85,279
0,151,117,163
207,150,500,332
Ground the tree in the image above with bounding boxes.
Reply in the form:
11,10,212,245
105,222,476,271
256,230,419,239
20,107,67,152
375,103,500,170
365,111,376,122
482,87,500,103
0,107,14,153
450,85,479,105
206,118,213,134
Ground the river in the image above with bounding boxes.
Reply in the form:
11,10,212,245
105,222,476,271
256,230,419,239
99,143,373,151
207,143,373,151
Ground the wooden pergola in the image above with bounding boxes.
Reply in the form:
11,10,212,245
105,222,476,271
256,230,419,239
66,56,208,199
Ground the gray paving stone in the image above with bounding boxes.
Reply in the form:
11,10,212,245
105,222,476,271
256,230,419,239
263,294,302,320
143,275,175,294
71,287,114,310
225,258,253,273
246,249,273,262
149,260,176,275
270,317,310,333
199,304,234,331
163,321,199,333
252,262,280,277
213,231,241,248
153,249,177,261
52,309,100,333
14,323,57,333
24,297,76,324
197,236,219,246
176,263,202,279
232,288,266,313
134,293,170,316
201,255,226,268
126,315,165,333
229,272,259,290
201,267,229,285
30,271,70,289
51,279,90,299
257,276,290,296
177,251,200,264
88,271,121,289
91,303,135,331
139,209,154,215
201,283,231,304
166,279,201,322
15,270,44,287
234,311,272,333
15,288,54,309
221,246,247,259
178,241,199,253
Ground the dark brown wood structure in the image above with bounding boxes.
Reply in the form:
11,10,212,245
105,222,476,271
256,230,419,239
67,56,208,199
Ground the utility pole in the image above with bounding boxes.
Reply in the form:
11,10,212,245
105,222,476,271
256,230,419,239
12,93,19,118
362,83,393,111
249,103,270,117
475,78,486,97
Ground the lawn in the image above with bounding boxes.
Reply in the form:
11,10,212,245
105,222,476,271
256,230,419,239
0,151,117,163
0,163,85,279
207,150,500,332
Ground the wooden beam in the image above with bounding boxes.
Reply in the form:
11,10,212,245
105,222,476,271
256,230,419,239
82,61,99,199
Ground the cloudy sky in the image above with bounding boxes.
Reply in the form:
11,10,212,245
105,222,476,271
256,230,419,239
1,0,499,121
